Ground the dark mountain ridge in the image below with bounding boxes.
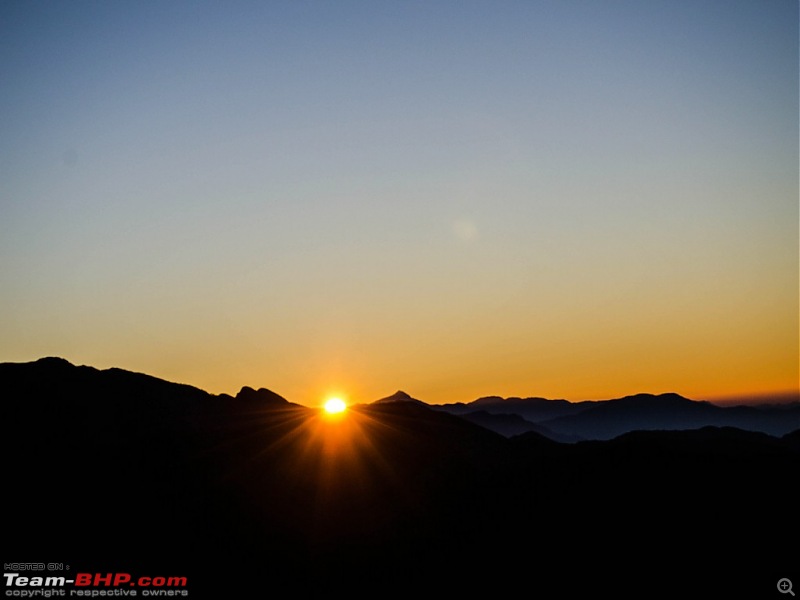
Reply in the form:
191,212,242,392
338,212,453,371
436,394,586,421
2,358,797,597
372,389,429,406
538,391,799,439
432,391,799,440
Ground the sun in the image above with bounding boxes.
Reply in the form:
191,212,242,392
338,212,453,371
323,397,347,415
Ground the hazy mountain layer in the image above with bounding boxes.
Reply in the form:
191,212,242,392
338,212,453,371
431,392,799,440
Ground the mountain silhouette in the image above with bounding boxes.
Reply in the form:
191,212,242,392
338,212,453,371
434,392,799,440
2,358,797,597
372,389,428,406
454,409,582,442
537,392,800,440
232,384,295,405
438,394,588,421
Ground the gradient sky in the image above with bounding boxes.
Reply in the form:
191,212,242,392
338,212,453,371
1,1,797,407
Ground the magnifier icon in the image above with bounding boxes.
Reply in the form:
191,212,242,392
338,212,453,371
778,579,795,596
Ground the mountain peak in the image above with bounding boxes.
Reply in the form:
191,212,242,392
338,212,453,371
235,386,290,405
28,356,78,371
374,390,426,405
614,392,694,406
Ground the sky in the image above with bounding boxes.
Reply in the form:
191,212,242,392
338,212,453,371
1,0,797,407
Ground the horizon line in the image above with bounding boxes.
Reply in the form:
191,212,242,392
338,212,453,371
4,356,798,409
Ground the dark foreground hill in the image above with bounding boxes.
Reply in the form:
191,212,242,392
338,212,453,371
2,358,798,597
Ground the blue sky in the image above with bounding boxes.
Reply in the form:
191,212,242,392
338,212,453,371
1,1,797,405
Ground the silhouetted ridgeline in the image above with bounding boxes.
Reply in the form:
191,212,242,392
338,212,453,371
432,392,799,440
2,358,798,597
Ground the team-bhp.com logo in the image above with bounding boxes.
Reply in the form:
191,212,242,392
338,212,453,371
4,572,188,597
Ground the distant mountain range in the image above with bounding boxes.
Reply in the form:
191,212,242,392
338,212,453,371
2,357,798,597
374,388,799,441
